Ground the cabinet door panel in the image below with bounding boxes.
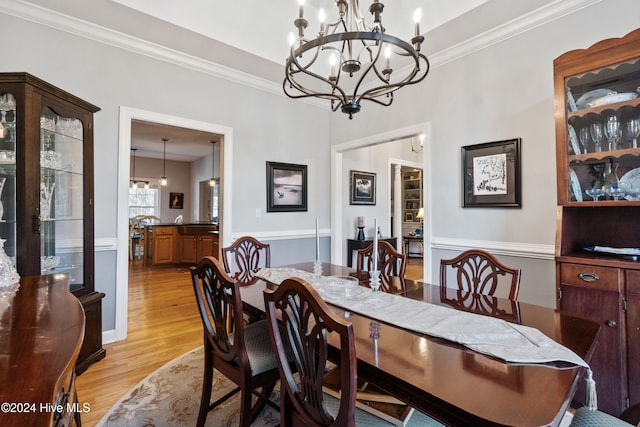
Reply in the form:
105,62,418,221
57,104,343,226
153,236,174,264
180,236,198,263
626,270,640,407
560,283,626,415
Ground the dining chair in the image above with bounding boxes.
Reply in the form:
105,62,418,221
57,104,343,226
356,240,408,294
439,249,521,301
135,215,160,261
570,407,634,426
129,215,146,260
190,256,280,427
222,235,271,286
263,277,395,426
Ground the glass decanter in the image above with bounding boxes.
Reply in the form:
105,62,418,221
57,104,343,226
603,163,629,200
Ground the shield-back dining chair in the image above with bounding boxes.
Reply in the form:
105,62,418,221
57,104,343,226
439,249,521,322
222,235,271,286
263,277,395,426
191,256,280,427
440,249,521,300
356,240,408,294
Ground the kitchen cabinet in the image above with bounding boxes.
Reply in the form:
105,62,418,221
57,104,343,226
146,225,217,265
149,226,175,265
179,233,215,263
0,72,104,374
554,29,640,415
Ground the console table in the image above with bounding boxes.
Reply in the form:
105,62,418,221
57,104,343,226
403,235,423,258
346,237,398,267
0,274,85,426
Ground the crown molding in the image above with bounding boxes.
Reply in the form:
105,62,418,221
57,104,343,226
2,0,598,100
430,0,601,67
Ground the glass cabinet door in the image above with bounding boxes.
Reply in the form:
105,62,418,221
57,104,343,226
40,106,85,291
0,93,16,268
564,58,640,203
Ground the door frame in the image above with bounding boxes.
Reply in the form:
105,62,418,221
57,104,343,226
330,122,432,280
114,106,233,342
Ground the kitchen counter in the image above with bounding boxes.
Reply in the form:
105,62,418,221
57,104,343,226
144,224,219,266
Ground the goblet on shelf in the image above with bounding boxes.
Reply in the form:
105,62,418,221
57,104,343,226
579,126,590,153
590,122,604,152
585,187,605,201
626,117,640,149
604,114,622,151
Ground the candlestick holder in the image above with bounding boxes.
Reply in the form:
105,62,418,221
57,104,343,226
369,270,381,293
313,259,323,277
369,320,380,366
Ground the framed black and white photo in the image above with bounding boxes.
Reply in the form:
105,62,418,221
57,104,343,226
462,138,521,208
266,161,308,212
350,170,376,205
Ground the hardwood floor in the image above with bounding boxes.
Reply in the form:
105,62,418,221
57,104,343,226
75,262,203,425
75,257,425,425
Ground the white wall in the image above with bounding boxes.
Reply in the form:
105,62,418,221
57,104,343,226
0,10,331,334
329,0,640,307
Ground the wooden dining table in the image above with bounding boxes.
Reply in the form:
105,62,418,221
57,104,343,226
240,262,600,427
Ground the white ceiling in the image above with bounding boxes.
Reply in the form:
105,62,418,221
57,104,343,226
12,0,566,161
110,0,489,66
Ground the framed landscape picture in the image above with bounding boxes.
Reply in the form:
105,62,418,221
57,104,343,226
350,170,376,205
462,138,521,208
266,161,308,212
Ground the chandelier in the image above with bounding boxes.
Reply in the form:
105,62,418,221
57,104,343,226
284,0,429,119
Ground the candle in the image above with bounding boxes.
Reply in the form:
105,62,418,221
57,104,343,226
315,218,320,261
372,218,378,272
413,8,422,37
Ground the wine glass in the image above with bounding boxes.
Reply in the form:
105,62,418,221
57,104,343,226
579,126,590,153
604,114,622,151
590,122,604,152
626,117,640,149
585,187,604,201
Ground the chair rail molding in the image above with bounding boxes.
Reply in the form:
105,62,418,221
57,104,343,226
431,237,554,260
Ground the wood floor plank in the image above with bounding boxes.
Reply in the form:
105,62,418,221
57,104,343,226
75,258,425,425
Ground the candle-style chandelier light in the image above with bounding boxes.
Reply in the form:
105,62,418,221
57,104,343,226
284,0,430,119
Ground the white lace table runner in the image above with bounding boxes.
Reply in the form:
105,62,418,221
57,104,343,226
256,268,588,368
256,267,597,408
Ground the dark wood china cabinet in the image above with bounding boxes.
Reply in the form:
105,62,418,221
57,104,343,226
0,72,105,374
554,29,640,416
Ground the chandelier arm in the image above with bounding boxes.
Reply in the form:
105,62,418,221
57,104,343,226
285,47,349,103
357,53,430,102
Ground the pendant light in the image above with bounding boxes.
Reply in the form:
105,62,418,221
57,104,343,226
130,148,138,188
209,140,216,187
160,138,168,186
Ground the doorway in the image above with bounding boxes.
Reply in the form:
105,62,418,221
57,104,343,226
330,122,431,281
114,106,234,342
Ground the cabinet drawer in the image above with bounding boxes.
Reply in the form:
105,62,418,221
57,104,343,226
156,227,175,236
560,263,622,291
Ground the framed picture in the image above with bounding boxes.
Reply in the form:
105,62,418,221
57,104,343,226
405,212,414,222
462,138,521,208
266,161,308,212
169,192,184,209
350,170,376,205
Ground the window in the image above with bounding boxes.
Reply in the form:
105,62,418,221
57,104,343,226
129,185,159,218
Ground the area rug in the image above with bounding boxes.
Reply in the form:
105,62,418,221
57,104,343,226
97,346,446,426
98,346,577,427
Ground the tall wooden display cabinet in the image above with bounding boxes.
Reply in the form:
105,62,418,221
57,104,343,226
0,73,105,374
554,29,640,415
